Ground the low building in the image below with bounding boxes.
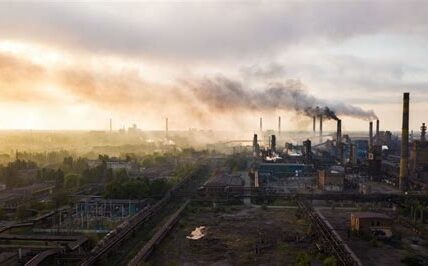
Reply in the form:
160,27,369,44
204,174,244,187
351,212,393,238
88,158,139,176
255,163,314,186
318,167,344,192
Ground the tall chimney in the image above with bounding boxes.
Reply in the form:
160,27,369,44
278,116,281,135
421,123,426,142
109,118,112,133
319,115,323,137
336,119,342,144
369,121,373,149
313,116,316,133
260,117,263,133
253,134,258,147
376,119,380,145
165,117,169,139
253,134,259,156
271,135,276,153
399,92,410,191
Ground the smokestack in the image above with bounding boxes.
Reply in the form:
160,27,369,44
253,134,258,147
400,92,410,191
260,117,263,133
253,133,259,157
278,116,281,135
421,123,426,142
336,119,342,144
110,118,112,133
319,114,323,137
165,117,169,139
376,119,380,145
369,121,373,149
271,135,276,152
312,116,316,133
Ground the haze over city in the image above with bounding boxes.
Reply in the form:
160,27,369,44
1,2,428,266
1,1,428,131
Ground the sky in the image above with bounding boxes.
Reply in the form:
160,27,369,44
0,1,427,132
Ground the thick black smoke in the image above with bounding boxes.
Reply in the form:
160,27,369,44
305,106,339,120
187,75,378,121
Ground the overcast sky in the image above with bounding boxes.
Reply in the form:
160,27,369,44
0,1,427,132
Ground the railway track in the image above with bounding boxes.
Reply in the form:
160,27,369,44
81,163,210,265
297,200,361,266
128,200,190,265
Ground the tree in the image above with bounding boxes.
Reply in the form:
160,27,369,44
64,173,81,188
323,256,337,266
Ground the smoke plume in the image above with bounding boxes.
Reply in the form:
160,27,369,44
187,75,378,121
0,51,378,129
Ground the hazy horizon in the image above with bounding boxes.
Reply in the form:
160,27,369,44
1,1,427,132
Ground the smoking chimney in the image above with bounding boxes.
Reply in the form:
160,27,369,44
165,117,169,139
313,116,316,133
336,119,342,144
399,92,410,191
319,114,323,137
369,121,373,149
278,116,281,135
260,117,263,133
376,119,380,145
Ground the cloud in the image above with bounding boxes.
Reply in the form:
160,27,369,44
240,62,286,80
1,2,428,61
0,51,378,126
0,52,53,103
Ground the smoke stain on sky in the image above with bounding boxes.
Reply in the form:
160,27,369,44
0,2,428,130
0,48,379,131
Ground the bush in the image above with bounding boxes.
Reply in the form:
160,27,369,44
296,251,311,266
323,256,337,266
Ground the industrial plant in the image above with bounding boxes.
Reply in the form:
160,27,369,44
0,91,424,265
1,1,428,266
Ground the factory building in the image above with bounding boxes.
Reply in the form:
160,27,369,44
317,166,344,192
350,212,393,238
254,163,314,187
204,173,244,187
409,123,428,189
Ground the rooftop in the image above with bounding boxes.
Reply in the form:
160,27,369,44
351,212,392,220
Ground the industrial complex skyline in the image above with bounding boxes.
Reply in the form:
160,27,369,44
0,1,428,131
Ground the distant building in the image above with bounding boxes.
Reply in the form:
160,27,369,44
410,140,428,178
353,139,369,161
87,158,139,176
318,167,344,192
204,173,244,187
351,212,393,238
255,163,315,187
128,124,141,134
